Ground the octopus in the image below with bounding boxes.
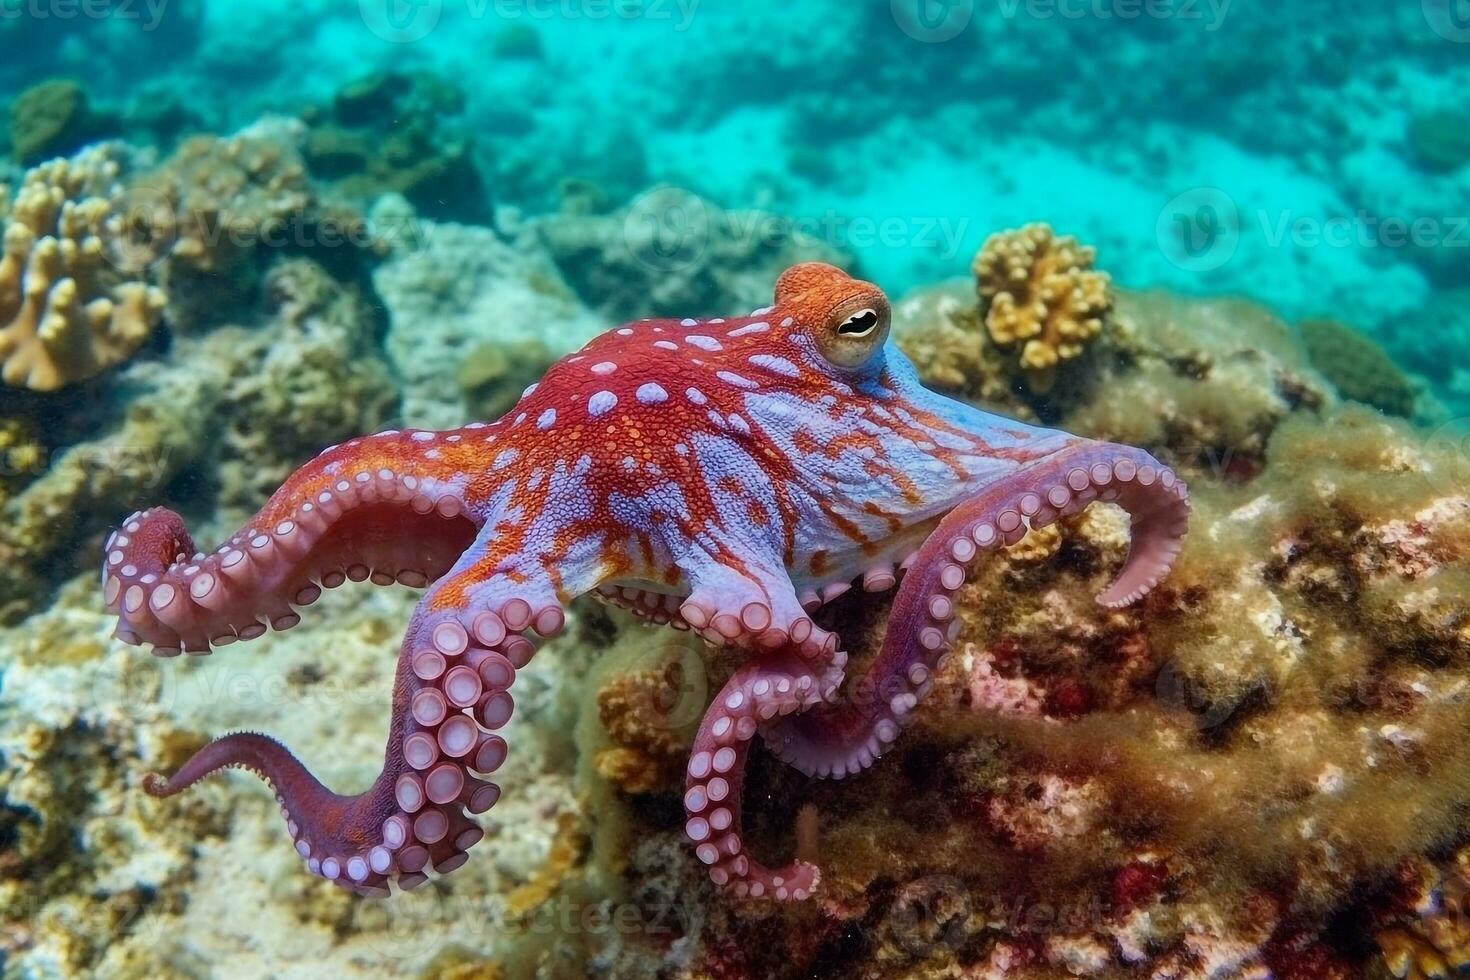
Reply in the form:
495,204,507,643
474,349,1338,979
102,263,1189,901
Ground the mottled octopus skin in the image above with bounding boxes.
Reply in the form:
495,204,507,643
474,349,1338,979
102,263,1189,901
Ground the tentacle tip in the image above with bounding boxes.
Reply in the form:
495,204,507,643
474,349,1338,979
141,772,174,797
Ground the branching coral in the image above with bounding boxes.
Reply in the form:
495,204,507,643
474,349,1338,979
0,148,164,390
973,223,1111,387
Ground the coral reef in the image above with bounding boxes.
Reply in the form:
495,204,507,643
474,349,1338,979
0,147,165,390
1300,317,1420,419
456,337,558,424
973,223,1111,390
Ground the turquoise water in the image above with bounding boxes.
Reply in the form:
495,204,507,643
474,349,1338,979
7,1,1468,339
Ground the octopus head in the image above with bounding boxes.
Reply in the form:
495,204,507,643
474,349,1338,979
774,262,893,373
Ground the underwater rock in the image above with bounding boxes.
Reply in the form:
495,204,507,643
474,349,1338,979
210,258,397,516
0,146,165,391
456,337,558,424
372,199,603,428
302,72,490,225
537,186,848,322
1299,317,1419,419
570,311,1465,977
898,273,1335,480
491,24,545,61
604,401,1470,977
974,223,1111,394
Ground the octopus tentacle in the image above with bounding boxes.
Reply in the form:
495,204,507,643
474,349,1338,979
684,647,845,900
142,595,554,895
102,431,479,656
763,441,1190,780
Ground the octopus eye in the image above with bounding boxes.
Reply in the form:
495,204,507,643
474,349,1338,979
816,297,891,369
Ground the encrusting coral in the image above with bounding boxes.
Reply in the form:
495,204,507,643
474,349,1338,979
0,147,165,390
973,222,1111,389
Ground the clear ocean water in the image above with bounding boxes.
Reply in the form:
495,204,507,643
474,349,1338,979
3,2,1470,978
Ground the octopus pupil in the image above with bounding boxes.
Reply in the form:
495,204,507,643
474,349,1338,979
838,311,877,336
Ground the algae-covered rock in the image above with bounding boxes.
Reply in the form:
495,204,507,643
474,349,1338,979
1300,317,1418,419
8,80,100,163
372,202,604,428
1064,290,1334,478
119,127,372,333
1405,109,1470,174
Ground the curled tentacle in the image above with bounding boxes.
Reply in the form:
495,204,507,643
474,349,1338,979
144,598,560,895
684,648,845,900
763,440,1190,780
102,431,480,656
